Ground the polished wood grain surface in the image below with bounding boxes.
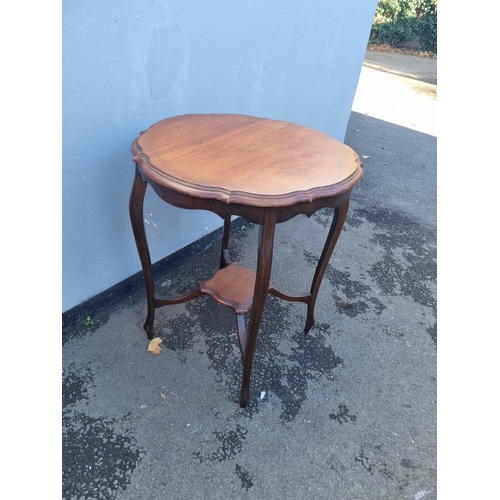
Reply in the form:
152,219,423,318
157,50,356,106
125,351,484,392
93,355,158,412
200,263,257,314
132,114,363,207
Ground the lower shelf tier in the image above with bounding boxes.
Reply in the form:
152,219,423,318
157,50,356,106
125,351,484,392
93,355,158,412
199,263,261,314
198,262,313,315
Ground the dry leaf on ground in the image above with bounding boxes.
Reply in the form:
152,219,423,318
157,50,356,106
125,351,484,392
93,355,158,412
339,301,353,308
147,337,163,355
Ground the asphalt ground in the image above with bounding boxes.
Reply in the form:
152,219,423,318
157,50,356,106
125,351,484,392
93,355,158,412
62,49,437,500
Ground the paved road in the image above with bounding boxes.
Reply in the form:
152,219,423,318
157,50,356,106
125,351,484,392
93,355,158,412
363,49,437,85
63,49,437,500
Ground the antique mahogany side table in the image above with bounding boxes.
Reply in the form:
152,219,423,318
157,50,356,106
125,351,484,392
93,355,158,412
129,114,363,408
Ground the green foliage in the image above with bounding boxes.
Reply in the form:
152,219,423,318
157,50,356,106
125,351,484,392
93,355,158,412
84,315,94,326
375,0,436,22
370,0,437,53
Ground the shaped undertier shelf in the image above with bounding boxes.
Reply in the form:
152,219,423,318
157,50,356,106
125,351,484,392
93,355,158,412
199,262,266,314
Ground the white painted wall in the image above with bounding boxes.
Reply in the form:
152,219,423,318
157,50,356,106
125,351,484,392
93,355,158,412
62,0,378,312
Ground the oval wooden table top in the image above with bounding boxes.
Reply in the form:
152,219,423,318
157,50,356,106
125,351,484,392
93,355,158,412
132,114,363,208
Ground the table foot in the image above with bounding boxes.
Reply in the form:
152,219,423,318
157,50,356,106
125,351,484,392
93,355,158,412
304,312,315,334
240,389,250,408
144,313,155,340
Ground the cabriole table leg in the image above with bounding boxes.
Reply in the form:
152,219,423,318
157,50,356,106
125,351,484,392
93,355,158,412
129,165,156,339
239,210,277,408
305,200,350,333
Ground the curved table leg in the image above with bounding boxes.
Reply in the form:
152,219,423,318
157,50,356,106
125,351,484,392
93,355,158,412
240,210,277,408
129,165,156,339
305,200,350,334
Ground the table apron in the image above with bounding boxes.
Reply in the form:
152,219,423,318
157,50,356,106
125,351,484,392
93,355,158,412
145,175,353,224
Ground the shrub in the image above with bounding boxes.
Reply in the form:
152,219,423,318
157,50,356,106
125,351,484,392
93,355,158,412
370,0,437,53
